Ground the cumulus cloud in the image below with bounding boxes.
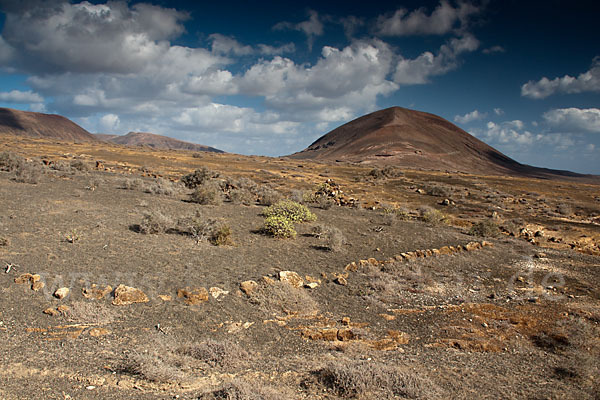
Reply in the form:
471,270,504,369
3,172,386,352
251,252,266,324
482,45,505,54
0,89,43,103
454,109,486,124
375,0,481,36
521,57,600,99
273,10,324,50
208,34,294,56
0,1,192,74
543,108,600,133
98,113,120,132
393,34,479,84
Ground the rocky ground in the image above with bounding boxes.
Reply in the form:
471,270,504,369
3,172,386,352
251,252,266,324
0,135,599,399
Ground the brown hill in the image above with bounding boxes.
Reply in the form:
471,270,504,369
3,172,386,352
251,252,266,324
0,107,98,142
97,131,224,153
289,106,593,180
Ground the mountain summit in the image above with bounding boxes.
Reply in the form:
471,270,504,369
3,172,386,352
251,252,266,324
289,106,586,178
0,107,97,142
95,131,224,153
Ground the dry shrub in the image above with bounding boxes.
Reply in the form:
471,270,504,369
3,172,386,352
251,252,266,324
138,210,175,234
181,167,219,189
256,186,282,206
12,161,42,184
317,359,437,398
0,151,24,172
419,206,447,225
200,378,282,400
66,301,117,324
313,224,345,251
144,177,179,196
70,160,89,172
468,219,500,237
424,184,450,197
229,188,255,205
250,281,318,316
121,177,144,190
178,211,232,245
0,237,8,246
557,203,573,216
367,166,404,179
178,339,248,369
190,181,223,205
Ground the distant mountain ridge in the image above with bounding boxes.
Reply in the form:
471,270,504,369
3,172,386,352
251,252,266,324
0,107,98,142
95,131,224,153
289,106,595,180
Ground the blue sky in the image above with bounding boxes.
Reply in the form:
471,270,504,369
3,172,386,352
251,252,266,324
0,1,599,174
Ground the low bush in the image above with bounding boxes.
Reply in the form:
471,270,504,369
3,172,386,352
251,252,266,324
0,151,25,172
200,378,282,400
189,181,223,205
262,200,316,223
229,188,255,205
263,215,296,238
121,178,144,190
419,206,447,224
70,160,89,172
144,178,179,196
181,167,219,189
468,219,500,237
256,186,282,206
178,211,232,245
139,210,174,234
12,162,41,184
317,360,434,398
178,339,248,369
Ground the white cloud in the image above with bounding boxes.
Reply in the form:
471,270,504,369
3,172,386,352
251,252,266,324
209,34,253,56
376,1,481,36
273,10,324,50
482,45,505,54
340,16,364,38
0,1,190,74
542,108,600,133
454,109,486,124
521,57,600,99
99,113,120,132
493,108,504,116
0,89,43,103
393,34,479,84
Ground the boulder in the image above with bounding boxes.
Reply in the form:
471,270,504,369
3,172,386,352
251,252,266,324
278,271,304,288
112,284,149,306
240,280,258,295
177,287,209,305
54,287,70,299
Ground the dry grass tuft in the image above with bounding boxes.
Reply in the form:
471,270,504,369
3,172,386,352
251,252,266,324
316,359,438,398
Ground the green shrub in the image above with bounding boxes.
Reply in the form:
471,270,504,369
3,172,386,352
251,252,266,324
263,216,296,238
181,167,219,189
262,200,316,222
468,220,499,237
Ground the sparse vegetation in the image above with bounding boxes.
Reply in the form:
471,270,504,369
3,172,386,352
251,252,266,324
200,378,282,400
178,339,248,369
229,187,254,205
144,177,179,196
181,167,219,189
469,219,500,237
64,229,81,243
0,151,25,172
0,237,9,246
177,210,232,245
121,177,144,190
190,181,223,205
256,186,282,206
367,166,404,179
262,200,316,222
70,160,89,172
263,215,297,238
138,210,175,234
250,280,318,316
317,360,435,398
419,206,448,224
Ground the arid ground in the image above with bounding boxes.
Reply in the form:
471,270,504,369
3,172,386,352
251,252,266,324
1,134,599,399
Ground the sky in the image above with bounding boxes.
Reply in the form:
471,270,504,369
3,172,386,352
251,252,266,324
0,0,599,174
